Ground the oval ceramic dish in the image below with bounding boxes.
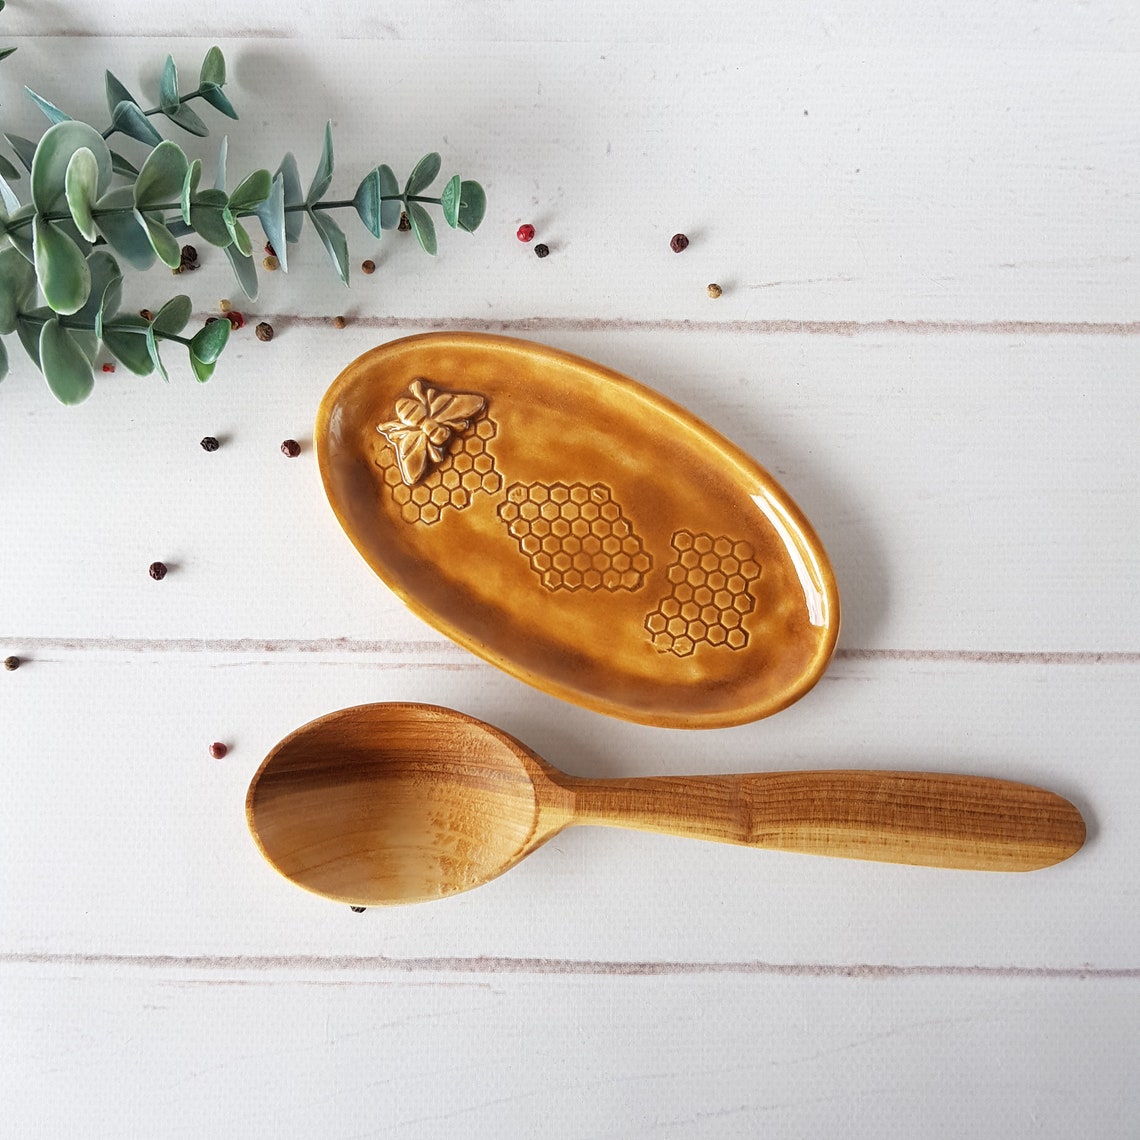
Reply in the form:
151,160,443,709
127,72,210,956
316,332,840,728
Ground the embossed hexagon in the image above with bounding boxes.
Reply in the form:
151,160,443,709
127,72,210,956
498,481,652,592
645,530,762,656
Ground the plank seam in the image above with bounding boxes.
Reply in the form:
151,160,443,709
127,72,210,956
2,952,1136,980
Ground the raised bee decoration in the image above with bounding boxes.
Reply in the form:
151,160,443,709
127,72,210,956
377,378,487,485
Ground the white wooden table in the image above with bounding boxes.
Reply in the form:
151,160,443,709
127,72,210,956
3,4,1139,1136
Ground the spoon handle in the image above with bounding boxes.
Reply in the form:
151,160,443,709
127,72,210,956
556,771,1085,871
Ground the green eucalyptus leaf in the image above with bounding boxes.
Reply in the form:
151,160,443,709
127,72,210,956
0,245,37,333
17,309,51,368
74,250,121,326
254,172,287,270
308,208,350,285
189,316,229,364
404,152,441,197
110,100,163,147
145,322,169,382
105,71,138,118
33,216,91,314
0,47,14,64
32,121,114,213
200,47,227,88
93,276,123,340
353,168,382,238
65,148,100,242
277,153,304,241
0,172,21,213
200,84,238,120
164,103,209,137
306,122,334,205
440,174,461,229
160,55,179,113
189,188,233,248
94,187,155,270
457,180,486,233
223,243,258,300
40,317,95,404
189,353,217,383
223,208,252,257
101,314,154,375
6,204,35,262
110,150,140,178
181,158,201,224
0,154,19,181
134,140,189,209
135,209,182,268
229,168,270,212
5,134,37,174
153,294,192,336
25,87,71,125
72,329,98,366
407,201,437,256
378,164,401,229
167,219,194,239
214,135,228,192
0,337,7,383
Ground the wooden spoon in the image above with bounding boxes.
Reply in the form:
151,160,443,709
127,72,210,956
246,703,1086,906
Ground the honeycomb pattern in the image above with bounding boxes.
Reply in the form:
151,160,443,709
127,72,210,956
497,481,652,592
645,531,762,656
378,417,501,525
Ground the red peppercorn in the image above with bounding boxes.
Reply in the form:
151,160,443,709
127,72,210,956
517,224,536,243
227,310,245,331
209,742,228,759
670,233,689,253
281,439,301,458
361,259,376,274
264,241,277,258
149,561,168,580
534,243,549,258
139,309,154,322
101,362,115,373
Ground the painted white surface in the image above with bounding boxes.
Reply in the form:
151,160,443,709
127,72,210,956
2,5,1139,1137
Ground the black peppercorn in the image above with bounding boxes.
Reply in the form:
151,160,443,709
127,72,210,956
361,259,376,274
398,211,410,232
255,322,274,342
350,906,366,913
200,436,220,452
149,561,168,580
3,655,19,671
281,439,301,458
534,243,549,258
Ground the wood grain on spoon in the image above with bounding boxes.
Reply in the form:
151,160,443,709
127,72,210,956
246,704,1086,907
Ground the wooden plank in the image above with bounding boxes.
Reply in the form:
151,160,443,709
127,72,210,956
0,38,1136,326
3,330,1136,651
2,963,1138,1138
0,656,1133,966
6,1,1139,49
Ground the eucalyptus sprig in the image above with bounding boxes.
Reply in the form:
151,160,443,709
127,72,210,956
0,45,487,404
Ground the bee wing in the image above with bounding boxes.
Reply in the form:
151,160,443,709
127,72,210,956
393,430,429,485
378,422,429,485
434,392,486,430
393,392,429,426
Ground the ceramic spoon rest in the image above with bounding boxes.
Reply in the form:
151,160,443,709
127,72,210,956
316,332,840,728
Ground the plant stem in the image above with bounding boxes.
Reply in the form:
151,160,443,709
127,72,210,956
102,86,214,139
17,310,190,344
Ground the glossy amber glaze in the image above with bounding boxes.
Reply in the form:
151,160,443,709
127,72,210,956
316,333,841,728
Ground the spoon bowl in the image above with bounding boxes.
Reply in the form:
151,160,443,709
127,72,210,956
247,703,1087,907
